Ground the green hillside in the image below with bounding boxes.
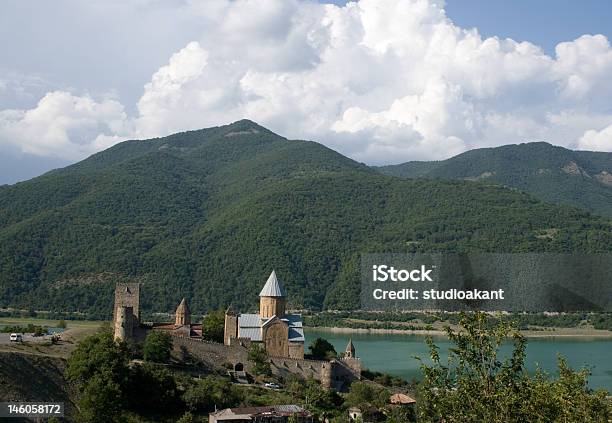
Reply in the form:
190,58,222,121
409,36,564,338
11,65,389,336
1,123,611,316
377,142,612,217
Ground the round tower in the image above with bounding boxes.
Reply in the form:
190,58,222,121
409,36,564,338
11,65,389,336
259,270,286,319
114,306,133,341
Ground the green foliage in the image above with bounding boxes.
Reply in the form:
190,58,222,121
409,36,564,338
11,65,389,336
66,331,130,422
78,372,124,423
0,323,47,334
378,141,612,217
343,381,390,422
247,343,271,376
142,331,173,363
417,312,611,422
66,331,129,386
591,313,612,330
308,337,337,360
344,381,390,410
1,123,612,314
201,310,225,343
182,376,239,412
57,319,67,329
286,378,343,419
305,311,612,332
361,369,408,387
176,411,195,423
127,363,181,413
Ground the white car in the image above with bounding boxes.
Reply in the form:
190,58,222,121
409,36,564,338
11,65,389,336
264,382,280,389
9,333,22,342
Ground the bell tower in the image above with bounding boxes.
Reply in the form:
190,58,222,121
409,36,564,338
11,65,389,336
175,298,191,326
259,270,286,319
345,338,356,358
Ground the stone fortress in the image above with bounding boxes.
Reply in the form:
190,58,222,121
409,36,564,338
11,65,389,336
113,270,361,390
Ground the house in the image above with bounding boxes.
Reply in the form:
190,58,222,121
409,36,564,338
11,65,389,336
209,405,313,423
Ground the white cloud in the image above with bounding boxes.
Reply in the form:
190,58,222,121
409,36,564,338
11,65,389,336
3,0,612,164
135,41,211,138
0,91,130,160
579,124,612,151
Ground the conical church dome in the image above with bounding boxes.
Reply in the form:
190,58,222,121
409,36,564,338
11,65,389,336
259,270,286,297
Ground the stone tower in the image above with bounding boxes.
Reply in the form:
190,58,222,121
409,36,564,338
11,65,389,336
224,304,238,345
114,283,140,323
259,270,286,319
345,338,356,358
175,298,191,326
113,283,140,342
114,306,134,341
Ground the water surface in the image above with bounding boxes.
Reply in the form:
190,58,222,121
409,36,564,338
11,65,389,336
305,329,612,391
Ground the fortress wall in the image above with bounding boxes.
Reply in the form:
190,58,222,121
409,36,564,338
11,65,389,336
169,335,330,382
170,335,249,370
331,358,361,381
168,335,359,391
337,357,362,379
269,356,328,381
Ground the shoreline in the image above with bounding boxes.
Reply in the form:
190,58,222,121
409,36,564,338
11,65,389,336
306,326,612,338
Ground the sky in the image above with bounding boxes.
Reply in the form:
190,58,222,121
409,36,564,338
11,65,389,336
1,0,612,184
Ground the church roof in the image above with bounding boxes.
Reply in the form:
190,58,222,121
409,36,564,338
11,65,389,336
259,270,286,297
346,338,355,353
237,312,304,342
176,298,190,314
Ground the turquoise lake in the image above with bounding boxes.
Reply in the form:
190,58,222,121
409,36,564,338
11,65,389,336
305,329,612,391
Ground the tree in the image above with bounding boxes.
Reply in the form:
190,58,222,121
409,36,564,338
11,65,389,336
57,319,67,329
183,376,238,412
308,337,337,360
78,372,124,423
202,310,225,343
176,412,195,423
143,331,173,363
127,363,181,413
288,378,342,417
417,312,610,422
345,380,389,422
247,344,271,376
66,331,130,422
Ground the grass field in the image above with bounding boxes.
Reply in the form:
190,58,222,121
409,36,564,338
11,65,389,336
0,317,105,358
0,317,107,329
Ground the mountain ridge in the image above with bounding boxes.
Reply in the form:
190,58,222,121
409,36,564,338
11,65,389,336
0,123,610,316
377,141,612,217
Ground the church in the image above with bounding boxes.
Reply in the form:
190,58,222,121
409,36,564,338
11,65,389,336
114,270,305,359
224,270,305,359
112,271,361,390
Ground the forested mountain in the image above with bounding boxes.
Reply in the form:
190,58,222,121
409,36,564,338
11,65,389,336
1,122,611,316
377,142,612,217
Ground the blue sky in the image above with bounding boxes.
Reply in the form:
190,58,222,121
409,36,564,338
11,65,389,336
322,0,612,56
445,0,612,55
1,0,612,184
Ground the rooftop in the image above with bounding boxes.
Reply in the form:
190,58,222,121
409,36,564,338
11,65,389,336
259,270,286,297
211,404,310,418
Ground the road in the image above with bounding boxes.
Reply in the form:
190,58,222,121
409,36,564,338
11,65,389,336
0,333,57,344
